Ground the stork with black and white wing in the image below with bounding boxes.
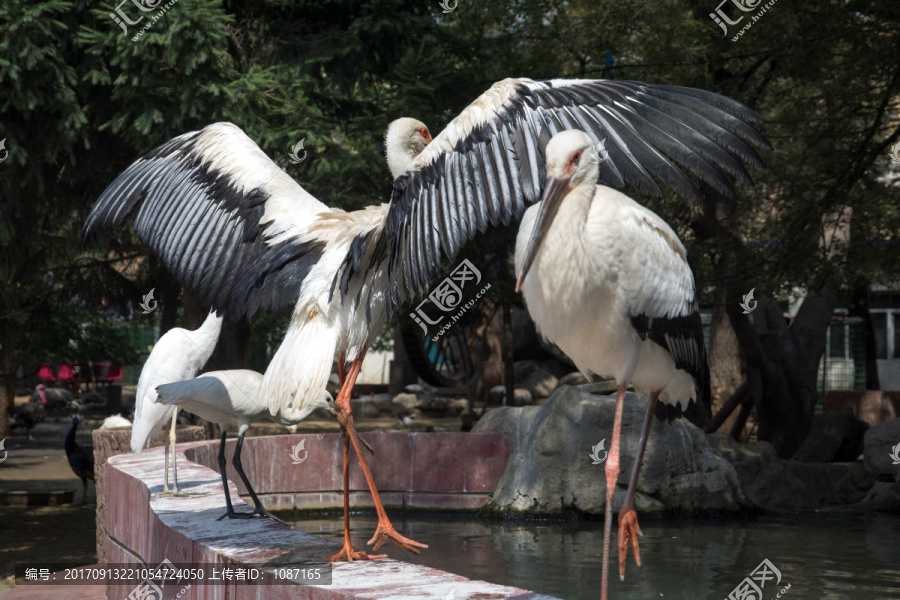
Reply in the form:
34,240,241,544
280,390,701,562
83,77,768,567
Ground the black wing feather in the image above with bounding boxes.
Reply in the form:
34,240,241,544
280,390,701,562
83,124,326,322
630,306,711,428
336,79,770,319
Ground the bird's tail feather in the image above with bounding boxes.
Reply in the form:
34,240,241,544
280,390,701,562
261,311,337,423
129,395,175,453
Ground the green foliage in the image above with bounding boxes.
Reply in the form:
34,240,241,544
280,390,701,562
1,0,899,375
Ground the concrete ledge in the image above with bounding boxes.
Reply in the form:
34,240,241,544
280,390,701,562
106,432,556,599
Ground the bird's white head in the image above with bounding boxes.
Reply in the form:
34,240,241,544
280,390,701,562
385,118,432,179
516,130,598,292
273,390,335,427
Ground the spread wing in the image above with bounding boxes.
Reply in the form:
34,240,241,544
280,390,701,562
335,78,770,318
83,123,330,321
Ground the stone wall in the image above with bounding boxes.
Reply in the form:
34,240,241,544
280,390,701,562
102,432,557,599
92,426,207,561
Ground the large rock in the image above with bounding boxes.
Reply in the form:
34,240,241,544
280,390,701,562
472,386,745,516
390,392,469,417
708,433,875,510
863,419,900,481
792,406,868,462
558,372,590,387
518,367,558,399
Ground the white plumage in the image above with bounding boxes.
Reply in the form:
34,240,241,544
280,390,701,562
156,369,332,518
513,130,712,600
100,414,132,430
515,164,699,405
156,370,267,431
84,77,766,561
131,311,222,493
155,369,274,519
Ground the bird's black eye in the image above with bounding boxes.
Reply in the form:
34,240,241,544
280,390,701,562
572,151,581,165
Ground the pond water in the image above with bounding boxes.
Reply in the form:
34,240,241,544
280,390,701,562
283,510,900,600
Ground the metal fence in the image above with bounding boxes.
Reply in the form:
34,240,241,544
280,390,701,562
817,316,867,397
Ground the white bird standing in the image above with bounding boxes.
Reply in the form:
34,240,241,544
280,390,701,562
83,78,768,563
131,311,222,494
155,369,291,519
515,130,713,600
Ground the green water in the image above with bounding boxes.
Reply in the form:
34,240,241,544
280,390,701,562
284,510,900,600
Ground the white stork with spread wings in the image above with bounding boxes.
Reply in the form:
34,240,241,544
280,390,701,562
83,78,768,564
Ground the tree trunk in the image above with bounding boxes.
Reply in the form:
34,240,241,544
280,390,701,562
850,284,880,390
708,296,745,433
726,285,836,457
502,302,514,407
475,303,504,398
0,321,16,438
153,263,182,336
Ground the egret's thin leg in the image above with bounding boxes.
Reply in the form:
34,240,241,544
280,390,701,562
334,350,427,555
617,390,658,580
229,429,269,518
601,383,627,600
216,431,238,520
162,427,171,494
169,410,180,493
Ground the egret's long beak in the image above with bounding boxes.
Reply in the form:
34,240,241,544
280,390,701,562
515,175,571,292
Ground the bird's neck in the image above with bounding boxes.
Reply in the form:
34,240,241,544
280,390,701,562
191,313,223,353
65,423,77,452
550,182,595,238
386,141,417,179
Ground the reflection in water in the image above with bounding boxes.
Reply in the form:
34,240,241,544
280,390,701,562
285,511,900,600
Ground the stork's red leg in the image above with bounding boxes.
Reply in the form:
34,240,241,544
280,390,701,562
335,350,427,554
617,389,659,580
337,354,346,386
601,383,627,600
320,427,386,562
